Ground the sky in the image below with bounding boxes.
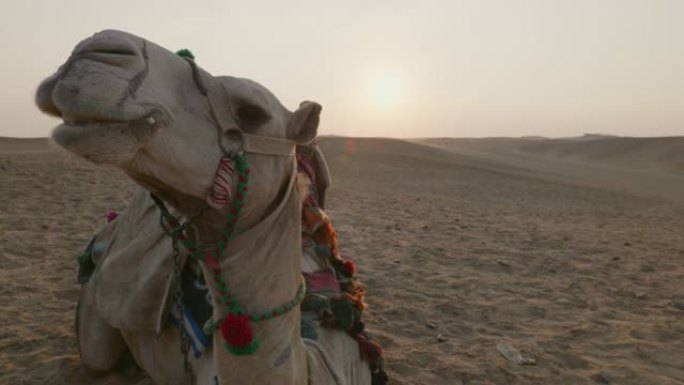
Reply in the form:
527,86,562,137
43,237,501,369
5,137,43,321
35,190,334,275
1,0,682,138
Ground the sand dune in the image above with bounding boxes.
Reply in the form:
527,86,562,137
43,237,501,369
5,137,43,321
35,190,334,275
418,136,684,173
0,137,53,153
417,136,684,205
1,137,684,384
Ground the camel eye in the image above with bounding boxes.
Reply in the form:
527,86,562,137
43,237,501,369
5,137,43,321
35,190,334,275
236,104,269,127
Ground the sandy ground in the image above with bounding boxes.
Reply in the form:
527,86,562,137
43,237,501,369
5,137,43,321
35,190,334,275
1,136,684,385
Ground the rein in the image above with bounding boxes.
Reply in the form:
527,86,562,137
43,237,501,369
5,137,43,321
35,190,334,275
150,49,305,361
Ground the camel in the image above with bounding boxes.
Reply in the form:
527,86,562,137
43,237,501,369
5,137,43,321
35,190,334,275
36,30,384,385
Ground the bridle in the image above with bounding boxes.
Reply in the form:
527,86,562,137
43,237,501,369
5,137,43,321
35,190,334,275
181,50,298,159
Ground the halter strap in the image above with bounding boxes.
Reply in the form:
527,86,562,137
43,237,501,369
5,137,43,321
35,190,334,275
203,75,297,158
242,134,296,156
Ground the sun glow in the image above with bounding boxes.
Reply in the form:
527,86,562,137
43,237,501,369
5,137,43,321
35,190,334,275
362,67,405,111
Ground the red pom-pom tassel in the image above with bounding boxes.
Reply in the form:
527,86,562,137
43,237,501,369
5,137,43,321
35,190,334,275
220,313,254,349
204,252,219,270
106,210,119,223
342,260,357,276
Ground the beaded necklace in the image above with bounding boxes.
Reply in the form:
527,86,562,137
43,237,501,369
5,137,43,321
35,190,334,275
153,153,305,355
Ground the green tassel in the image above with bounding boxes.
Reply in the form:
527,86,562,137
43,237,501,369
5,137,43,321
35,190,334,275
225,339,260,355
331,300,358,331
77,252,91,267
176,49,195,60
301,317,319,340
301,293,330,313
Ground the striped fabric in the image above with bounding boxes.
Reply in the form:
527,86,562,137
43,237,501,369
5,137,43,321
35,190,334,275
208,156,236,208
169,304,210,358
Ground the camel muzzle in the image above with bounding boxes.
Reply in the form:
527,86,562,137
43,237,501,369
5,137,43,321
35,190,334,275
36,30,149,126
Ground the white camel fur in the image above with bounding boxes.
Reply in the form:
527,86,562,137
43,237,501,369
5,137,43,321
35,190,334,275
36,29,371,385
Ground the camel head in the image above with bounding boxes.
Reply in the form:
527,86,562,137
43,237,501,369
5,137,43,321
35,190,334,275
36,29,321,218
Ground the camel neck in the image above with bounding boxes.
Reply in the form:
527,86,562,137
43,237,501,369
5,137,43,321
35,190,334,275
197,168,307,384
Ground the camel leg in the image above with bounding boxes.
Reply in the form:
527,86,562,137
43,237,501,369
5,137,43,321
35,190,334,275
312,328,372,384
121,328,216,385
76,293,127,377
86,373,152,385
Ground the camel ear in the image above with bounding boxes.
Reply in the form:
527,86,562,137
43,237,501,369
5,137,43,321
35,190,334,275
288,101,321,144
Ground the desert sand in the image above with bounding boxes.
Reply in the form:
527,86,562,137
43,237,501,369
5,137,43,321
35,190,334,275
1,136,683,385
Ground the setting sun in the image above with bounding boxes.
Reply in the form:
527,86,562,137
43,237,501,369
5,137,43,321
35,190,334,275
362,67,405,111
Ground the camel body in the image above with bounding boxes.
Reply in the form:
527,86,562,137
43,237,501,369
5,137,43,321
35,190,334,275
36,29,373,385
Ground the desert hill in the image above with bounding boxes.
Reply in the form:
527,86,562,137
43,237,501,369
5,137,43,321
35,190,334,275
0,137,53,153
416,136,684,205
418,136,684,173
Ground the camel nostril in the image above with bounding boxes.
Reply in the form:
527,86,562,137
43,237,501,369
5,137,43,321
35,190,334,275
77,41,138,56
70,39,143,68
75,43,138,58
72,31,141,61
